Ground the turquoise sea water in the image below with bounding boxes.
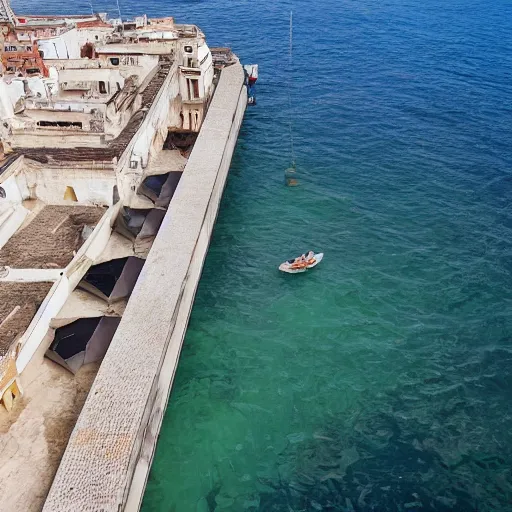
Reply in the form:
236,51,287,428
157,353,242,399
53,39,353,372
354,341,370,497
13,0,512,510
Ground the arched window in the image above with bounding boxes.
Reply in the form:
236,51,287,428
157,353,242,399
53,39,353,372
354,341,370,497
63,186,78,201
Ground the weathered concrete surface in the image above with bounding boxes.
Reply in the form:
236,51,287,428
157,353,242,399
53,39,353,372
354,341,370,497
0,205,105,269
42,62,247,512
0,335,99,512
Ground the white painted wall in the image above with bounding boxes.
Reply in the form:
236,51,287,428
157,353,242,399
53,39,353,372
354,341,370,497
95,41,176,56
0,207,29,251
176,42,214,131
0,268,62,282
138,30,178,40
16,277,69,373
0,77,59,121
0,81,15,119
16,166,115,206
46,55,158,71
0,160,29,250
51,102,107,115
117,62,181,203
75,27,113,49
198,42,214,97
0,80,24,120
71,202,121,271
58,67,125,86
37,28,81,60
26,76,49,98
0,173,24,206
45,56,159,90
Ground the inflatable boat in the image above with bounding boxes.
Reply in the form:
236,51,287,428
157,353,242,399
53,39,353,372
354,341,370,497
279,252,324,274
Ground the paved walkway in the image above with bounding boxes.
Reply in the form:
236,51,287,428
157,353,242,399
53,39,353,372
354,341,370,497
0,337,98,512
43,62,246,512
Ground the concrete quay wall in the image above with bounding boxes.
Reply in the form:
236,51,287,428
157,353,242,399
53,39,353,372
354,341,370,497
42,63,247,512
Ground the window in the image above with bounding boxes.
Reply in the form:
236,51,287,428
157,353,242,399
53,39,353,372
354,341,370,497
110,57,120,66
95,35,99,40
192,79,200,99
184,45,193,54
0,187,6,199
37,121,83,129
187,78,200,99
38,50,44,59
80,42,94,59
99,81,107,94
129,160,138,169
63,186,77,201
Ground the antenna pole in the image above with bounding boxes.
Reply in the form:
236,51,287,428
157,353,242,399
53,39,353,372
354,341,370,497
289,11,293,61
288,10,295,169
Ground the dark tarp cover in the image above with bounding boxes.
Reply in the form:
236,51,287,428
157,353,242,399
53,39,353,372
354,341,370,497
46,316,121,374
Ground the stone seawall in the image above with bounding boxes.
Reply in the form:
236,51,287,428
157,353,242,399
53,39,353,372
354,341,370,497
42,63,247,512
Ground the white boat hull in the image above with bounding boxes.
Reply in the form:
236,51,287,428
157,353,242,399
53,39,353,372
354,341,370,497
279,253,324,274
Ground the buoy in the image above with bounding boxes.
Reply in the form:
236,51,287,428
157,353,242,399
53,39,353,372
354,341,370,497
284,166,298,186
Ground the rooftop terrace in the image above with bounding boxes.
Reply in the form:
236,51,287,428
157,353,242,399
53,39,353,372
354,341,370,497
0,281,53,357
18,62,172,163
0,205,105,268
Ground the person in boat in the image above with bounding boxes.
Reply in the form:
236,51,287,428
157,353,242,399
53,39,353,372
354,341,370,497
304,250,315,261
297,251,315,263
287,251,315,266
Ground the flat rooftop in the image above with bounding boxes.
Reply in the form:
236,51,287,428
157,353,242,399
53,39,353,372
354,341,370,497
18,63,172,163
0,282,53,357
0,205,105,269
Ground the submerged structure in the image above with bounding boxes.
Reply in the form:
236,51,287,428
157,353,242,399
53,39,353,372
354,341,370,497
0,1,249,510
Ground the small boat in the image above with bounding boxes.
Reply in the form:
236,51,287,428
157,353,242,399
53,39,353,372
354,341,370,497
279,252,324,274
244,64,258,105
244,64,259,85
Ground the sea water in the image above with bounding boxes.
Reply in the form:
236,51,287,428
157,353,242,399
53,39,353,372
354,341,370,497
12,0,512,510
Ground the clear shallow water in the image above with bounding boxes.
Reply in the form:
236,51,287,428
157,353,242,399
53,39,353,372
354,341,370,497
13,0,512,510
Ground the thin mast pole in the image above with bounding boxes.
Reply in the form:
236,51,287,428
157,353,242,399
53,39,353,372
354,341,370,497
288,10,295,169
